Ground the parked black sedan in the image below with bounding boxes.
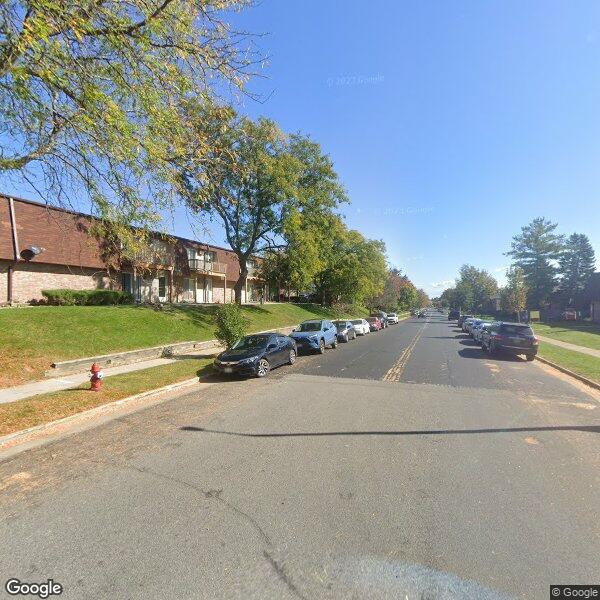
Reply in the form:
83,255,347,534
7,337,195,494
213,333,297,378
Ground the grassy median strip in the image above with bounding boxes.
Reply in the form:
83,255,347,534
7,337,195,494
0,357,214,437
537,342,600,385
0,303,366,387
532,321,600,351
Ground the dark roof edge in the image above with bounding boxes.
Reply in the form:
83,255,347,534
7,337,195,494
0,192,240,256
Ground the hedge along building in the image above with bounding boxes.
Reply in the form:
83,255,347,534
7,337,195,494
0,194,267,305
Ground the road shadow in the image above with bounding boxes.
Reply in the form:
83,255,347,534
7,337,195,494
458,348,525,362
180,424,600,438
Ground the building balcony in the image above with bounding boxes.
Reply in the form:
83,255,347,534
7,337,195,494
188,258,227,275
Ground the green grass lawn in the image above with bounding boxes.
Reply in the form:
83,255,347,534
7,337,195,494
537,342,600,384
0,357,214,437
0,303,366,387
532,321,600,351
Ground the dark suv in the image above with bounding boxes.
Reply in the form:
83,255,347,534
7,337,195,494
448,309,460,320
481,322,539,361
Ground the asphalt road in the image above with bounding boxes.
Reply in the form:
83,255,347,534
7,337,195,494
0,312,598,599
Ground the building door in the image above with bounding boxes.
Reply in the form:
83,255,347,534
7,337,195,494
122,273,132,294
183,278,195,303
204,277,213,303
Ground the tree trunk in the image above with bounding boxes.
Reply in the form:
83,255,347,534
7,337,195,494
234,255,248,305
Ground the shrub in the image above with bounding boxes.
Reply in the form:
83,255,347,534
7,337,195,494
214,304,248,349
41,289,134,306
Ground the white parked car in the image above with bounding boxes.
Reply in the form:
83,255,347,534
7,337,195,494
472,321,492,342
387,313,399,324
351,319,371,335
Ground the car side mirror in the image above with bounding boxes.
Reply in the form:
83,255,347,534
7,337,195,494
267,344,277,351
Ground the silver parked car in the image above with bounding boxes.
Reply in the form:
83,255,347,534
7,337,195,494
472,321,492,342
462,317,476,333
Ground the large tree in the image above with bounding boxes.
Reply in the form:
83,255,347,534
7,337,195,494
505,218,564,309
314,222,387,306
455,264,498,312
178,110,346,303
558,233,596,309
500,266,528,321
369,268,419,312
0,0,255,221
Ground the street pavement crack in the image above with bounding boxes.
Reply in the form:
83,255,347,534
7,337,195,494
263,550,309,600
127,464,272,546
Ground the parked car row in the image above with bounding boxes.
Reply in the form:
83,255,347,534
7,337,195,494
214,314,399,378
458,316,539,361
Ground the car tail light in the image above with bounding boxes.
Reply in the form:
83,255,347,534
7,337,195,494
491,334,505,341
532,336,539,345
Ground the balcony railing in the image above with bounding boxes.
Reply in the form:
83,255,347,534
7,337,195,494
188,258,227,275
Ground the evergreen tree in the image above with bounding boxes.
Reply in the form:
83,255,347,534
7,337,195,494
505,218,564,308
558,233,596,308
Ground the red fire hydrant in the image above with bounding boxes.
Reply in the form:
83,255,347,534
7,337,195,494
90,362,103,391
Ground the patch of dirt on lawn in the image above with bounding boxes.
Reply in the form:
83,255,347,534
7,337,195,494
0,351,51,388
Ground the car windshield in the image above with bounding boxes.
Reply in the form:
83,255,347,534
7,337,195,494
501,324,534,335
230,335,270,351
297,321,322,332
351,319,363,325
333,321,346,328
367,317,377,322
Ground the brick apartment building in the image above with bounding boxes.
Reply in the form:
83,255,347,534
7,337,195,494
1,194,267,305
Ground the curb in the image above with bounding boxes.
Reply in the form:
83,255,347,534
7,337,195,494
0,377,202,461
0,314,383,459
535,355,600,391
45,325,297,377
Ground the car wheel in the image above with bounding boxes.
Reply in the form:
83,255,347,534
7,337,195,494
332,337,338,349
288,349,296,365
343,333,348,343
318,339,326,354
489,341,497,355
256,358,270,377
526,353,535,362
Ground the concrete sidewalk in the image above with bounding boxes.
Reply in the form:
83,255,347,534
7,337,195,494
0,348,221,405
537,335,600,358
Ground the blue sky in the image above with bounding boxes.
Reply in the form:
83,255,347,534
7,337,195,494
4,1,600,296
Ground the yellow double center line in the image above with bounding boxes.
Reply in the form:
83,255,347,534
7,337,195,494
382,322,427,382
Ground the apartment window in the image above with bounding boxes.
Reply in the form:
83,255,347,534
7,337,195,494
204,250,216,263
186,247,196,260
158,276,167,300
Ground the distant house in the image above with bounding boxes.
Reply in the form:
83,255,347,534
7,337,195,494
483,294,501,315
585,273,600,323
